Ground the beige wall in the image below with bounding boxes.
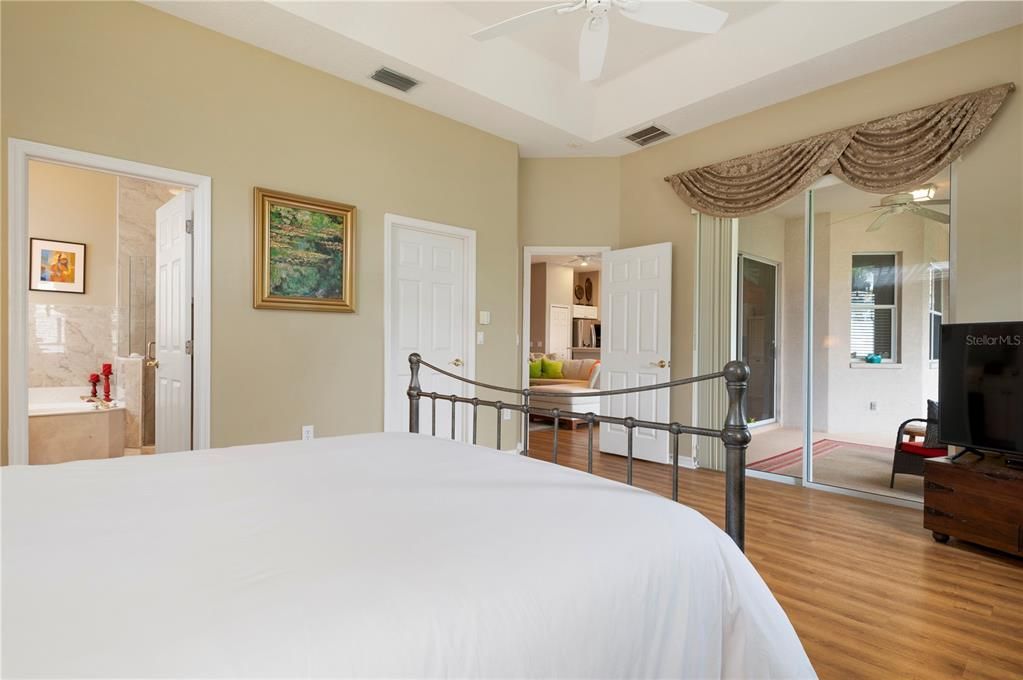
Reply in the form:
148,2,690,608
620,25,1023,427
2,1,520,463
28,161,117,307
519,158,621,248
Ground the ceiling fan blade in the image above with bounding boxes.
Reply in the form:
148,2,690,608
831,208,884,226
866,211,892,232
617,0,728,34
911,206,951,224
917,198,951,206
470,2,579,41
579,16,610,82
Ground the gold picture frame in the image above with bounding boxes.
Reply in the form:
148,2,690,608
253,187,356,312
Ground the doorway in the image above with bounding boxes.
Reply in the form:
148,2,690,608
383,214,477,440
7,139,212,465
521,244,677,464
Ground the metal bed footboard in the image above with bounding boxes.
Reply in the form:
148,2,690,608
406,353,752,551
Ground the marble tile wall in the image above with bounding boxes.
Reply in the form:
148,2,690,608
118,177,173,447
115,355,143,448
28,303,118,388
117,177,171,356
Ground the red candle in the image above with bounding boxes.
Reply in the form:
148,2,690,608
101,365,113,402
88,373,100,398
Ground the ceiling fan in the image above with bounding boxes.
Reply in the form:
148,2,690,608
832,185,950,232
566,254,598,266
470,0,729,82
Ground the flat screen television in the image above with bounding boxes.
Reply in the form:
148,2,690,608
939,321,1023,457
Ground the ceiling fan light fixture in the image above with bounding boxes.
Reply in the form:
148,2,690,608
910,184,937,201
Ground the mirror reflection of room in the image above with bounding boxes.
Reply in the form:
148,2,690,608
738,169,950,502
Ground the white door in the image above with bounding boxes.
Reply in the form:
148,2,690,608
600,242,672,462
386,222,471,439
154,191,193,453
548,304,571,358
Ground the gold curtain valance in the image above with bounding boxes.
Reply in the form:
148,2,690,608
664,83,1015,218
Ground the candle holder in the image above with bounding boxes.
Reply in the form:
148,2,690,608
101,363,113,402
88,373,100,398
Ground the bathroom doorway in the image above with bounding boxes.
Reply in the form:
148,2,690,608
7,140,212,465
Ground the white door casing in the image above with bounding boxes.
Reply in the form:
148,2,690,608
384,217,475,440
155,191,194,453
548,304,572,358
600,242,673,462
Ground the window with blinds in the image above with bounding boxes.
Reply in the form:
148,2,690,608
850,253,899,361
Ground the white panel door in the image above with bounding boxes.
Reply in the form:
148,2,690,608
155,191,193,453
600,242,672,462
548,304,571,358
386,224,469,439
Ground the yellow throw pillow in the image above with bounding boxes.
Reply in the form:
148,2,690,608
541,358,563,379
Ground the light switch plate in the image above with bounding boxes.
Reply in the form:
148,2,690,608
479,311,491,325
477,331,485,345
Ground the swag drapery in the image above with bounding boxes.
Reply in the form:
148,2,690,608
664,83,1015,218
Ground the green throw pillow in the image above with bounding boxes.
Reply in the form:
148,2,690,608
541,358,563,379
529,359,542,379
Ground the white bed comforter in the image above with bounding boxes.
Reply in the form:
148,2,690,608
2,433,814,678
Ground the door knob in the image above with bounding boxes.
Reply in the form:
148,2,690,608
650,359,669,368
146,359,159,368
450,358,464,367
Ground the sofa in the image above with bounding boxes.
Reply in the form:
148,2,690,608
528,355,601,427
529,357,601,388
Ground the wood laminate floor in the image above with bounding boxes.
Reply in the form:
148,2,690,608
527,429,1023,680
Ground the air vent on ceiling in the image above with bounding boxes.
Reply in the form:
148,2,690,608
624,125,671,147
371,67,420,93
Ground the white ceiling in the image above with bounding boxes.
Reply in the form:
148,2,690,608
149,1,1023,157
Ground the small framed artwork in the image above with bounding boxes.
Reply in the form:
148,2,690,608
29,238,86,294
253,187,356,313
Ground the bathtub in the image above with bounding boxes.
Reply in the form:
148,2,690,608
29,387,126,465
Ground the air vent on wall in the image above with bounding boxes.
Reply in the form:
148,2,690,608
371,67,420,93
624,125,671,147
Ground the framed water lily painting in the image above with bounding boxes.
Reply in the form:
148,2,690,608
253,187,356,312
30,238,86,294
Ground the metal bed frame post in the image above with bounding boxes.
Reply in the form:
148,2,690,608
406,353,751,551
721,360,752,552
408,353,422,434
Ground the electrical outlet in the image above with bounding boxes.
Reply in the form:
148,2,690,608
503,410,512,421
869,401,878,411
302,425,314,440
